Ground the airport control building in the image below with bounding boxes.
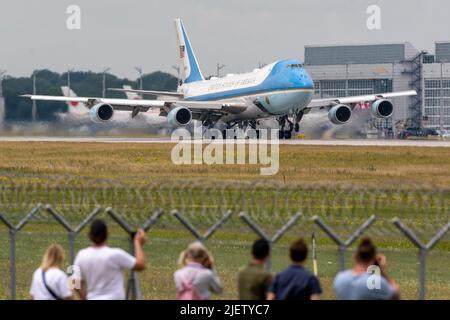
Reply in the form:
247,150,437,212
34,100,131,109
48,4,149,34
304,42,450,133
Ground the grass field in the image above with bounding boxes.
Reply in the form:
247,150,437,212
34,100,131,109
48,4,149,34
0,141,450,187
0,141,449,300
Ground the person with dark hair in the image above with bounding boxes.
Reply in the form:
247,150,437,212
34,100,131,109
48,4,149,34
74,219,146,300
334,237,400,300
267,238,322,300
238,239,272,300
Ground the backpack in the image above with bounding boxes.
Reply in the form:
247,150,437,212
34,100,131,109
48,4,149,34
177,270,203,300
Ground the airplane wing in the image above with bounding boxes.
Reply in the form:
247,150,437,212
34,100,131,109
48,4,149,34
307,90,417,109
21,94,247,114
108,88,184,98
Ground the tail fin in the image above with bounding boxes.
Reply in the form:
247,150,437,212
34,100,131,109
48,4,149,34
61,86,88,115
174,18,204,84
122,85,142,100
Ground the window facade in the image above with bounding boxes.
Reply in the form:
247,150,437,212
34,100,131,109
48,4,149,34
313,79,392,99
424,79,450,129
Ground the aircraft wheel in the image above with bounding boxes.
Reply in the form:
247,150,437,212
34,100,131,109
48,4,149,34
295,123,300,132
284,130,292,140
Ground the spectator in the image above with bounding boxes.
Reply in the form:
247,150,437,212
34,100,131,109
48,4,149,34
74,219,146,300
30,244,73,300
334,237,400,300
238,239,272,300
267,238,322,300
174,241,223,300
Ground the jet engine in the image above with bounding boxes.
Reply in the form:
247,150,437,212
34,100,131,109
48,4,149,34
167,107,192,127
328,104,352,125
89,103,114,123
371,99,394,118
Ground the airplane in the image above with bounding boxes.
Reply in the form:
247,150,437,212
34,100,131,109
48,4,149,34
60,86,89,116
22,18,417,139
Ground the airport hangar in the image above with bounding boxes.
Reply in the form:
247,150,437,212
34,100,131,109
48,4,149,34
304,41,450,136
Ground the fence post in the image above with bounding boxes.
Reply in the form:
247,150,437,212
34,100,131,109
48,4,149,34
0,204,42,299
239,212,302,271
105,207,141,300
392,218,450,300
9,229,16,300
312,215,376,271
106,207,164,300
172,210,233,242
0,212,15,299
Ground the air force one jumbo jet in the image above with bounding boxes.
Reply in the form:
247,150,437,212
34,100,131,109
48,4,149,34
23,18,416,139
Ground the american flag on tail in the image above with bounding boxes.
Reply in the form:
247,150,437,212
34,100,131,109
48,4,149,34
179,45,185,59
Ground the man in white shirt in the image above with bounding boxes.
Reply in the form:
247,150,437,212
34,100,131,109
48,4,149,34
74,219,146,300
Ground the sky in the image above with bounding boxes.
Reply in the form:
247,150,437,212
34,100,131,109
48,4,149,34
0,0,449,79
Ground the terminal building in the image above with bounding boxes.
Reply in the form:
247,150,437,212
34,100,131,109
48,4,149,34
304,42,450,134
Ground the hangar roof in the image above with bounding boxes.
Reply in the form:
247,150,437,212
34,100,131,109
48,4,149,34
305,42,418,65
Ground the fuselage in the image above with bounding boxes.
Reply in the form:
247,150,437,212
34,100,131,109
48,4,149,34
180,59,314,122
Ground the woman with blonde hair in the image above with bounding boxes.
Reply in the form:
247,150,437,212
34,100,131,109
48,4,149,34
30,244,73,300
174,242,223,300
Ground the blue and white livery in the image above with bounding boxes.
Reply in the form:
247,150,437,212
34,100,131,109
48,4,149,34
23,18,416,138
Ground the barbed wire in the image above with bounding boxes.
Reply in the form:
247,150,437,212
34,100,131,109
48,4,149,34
0,174,449,240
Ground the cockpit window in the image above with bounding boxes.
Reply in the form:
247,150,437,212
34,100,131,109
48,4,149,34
287,63,303,68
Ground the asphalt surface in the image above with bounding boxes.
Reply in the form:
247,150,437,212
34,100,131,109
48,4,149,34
0,136,450,147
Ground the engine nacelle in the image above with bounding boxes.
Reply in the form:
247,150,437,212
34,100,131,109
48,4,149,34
371,99,393,118
328,104,352,125
89,103,114,123
167,107,192,127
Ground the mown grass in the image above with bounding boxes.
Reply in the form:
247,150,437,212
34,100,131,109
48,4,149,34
0,142,449,188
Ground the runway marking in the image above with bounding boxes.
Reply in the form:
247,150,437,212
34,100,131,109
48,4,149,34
0,136,450,147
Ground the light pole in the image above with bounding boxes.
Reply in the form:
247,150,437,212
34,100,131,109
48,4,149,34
32,70,37,122
102,67,111,98
135,66,143,91
0,70,6,130
0,69,6,97
216,63,226,77
67,68,74,96
440,60,447,132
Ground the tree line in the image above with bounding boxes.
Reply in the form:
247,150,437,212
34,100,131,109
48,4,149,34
2,70,178,121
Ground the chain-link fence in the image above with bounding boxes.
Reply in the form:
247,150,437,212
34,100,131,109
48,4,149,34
0,174,449,300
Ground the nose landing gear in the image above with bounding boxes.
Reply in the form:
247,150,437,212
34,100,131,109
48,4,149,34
277,110,304,139
278,115,294,139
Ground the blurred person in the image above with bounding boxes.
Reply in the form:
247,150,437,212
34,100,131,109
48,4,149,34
74,219,146,300
174,241,223,300
30,244,73,300
238,239,272,300
267,238,322,300
334,237,400,300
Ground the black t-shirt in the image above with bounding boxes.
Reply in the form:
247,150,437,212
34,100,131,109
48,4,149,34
269,265,322,300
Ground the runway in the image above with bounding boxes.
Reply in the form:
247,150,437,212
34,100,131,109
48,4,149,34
1,136,450,147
